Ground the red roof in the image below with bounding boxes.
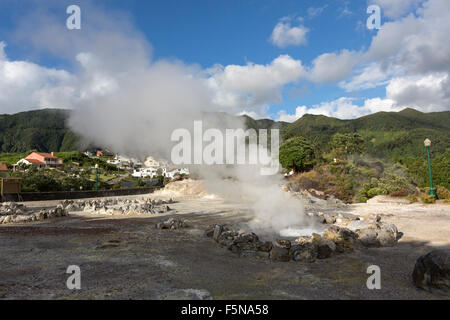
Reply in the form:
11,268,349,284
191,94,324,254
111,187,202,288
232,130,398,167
26,159,46,164
34,152,58,159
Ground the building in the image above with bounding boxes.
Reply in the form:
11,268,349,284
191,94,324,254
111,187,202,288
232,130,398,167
96,149,114,157
165,168,190,179
0,163,8,177
132,167,160,178
14,152,63,169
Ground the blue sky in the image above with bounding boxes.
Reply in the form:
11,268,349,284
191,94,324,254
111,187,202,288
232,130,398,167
0,0,449,120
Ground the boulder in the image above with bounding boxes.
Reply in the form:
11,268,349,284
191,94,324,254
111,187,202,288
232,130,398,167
213,225,224,241
323,225,358,253
269,246,291,262
323,213,336,224
357,228,380,247
290,242,317,263
312,237,336,259
412,249,450,296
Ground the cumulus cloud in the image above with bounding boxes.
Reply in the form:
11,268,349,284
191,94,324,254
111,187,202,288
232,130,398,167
276,97,400,121
309,49,360,83
371,0,423,18
0,41,75,113
270,19,309,48
339,63,392,91
367,0,450,75
207,55,305,116
385,73,450,112
338,0,450,113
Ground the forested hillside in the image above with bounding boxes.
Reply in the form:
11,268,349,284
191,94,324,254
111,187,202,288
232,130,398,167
0,107,448,161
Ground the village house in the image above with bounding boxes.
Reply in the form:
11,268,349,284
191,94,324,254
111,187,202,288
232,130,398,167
14,152,63,170
96,149,114,157
0,163,8,177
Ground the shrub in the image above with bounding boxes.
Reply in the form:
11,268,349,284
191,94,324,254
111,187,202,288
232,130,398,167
420,193,436,204
436,186,450,200
389,188,409,197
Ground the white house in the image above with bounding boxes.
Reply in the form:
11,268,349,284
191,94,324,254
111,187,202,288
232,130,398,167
132,167,160,178
165,168,190,179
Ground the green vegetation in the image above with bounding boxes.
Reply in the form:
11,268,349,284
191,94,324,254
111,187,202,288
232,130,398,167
0,109,80,153
329,132,365,160
279,137,315,173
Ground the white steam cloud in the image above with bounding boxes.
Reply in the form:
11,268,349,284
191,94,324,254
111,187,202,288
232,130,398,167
8,1,314,234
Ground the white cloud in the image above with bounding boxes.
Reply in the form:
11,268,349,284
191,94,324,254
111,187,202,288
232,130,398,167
208,55,305,115
385,73,450,112
309,49,360,83
371,0,423,18
337,0,450,114
276,97,401,122
307,6,328,19
270,20,309,48
277,106,308,122
367,0,450,75
0,41,75,113
339,63,391,91
276,72,450,122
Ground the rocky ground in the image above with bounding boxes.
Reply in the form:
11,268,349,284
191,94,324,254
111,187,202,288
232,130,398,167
0,192,449,300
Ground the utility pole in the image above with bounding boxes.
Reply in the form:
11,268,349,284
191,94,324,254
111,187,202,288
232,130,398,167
424,139,437,199
95,164,99,191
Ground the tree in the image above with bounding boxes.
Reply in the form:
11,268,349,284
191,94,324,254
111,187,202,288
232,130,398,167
279,137,315,173
330,133,364,158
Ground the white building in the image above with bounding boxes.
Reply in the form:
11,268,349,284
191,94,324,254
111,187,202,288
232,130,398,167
165,168,190,179
132,167,160,178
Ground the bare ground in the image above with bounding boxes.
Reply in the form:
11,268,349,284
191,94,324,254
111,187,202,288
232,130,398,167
0,194,449,300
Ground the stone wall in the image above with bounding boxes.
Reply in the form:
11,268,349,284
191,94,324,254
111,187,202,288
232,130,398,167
4,187,160,202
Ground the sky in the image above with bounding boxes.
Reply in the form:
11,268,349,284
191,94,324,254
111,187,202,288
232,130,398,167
0,0,449,121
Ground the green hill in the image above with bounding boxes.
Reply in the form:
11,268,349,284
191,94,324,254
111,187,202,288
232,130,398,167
0,107,448,161
282,108,450,159
0,109,79,153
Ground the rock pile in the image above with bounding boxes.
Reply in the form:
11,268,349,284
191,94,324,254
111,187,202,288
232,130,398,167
205,216,402,263
0,202,68,224
60,197,175,216
156,218,189,229
306,211,360,225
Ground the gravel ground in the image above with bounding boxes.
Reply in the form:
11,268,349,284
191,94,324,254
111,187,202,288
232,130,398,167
0,193,449,300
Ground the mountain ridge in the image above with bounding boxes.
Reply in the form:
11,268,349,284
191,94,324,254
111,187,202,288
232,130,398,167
0,107,448,159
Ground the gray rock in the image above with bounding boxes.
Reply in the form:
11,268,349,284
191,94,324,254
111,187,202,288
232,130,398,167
357,228,380,247
213,225,223,241
312,237,336,259
412,249,450,296
269,246,291,262
290,243,317,263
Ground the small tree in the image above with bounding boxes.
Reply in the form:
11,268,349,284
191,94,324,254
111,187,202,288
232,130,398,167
330,133,364,159
279,137,315,173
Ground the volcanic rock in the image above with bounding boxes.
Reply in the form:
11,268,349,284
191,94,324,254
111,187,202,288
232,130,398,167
269,246,291,262
156,218,188,230
412,249,450,296
323,225,358,253
312,237,336,259
290,240,317,263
